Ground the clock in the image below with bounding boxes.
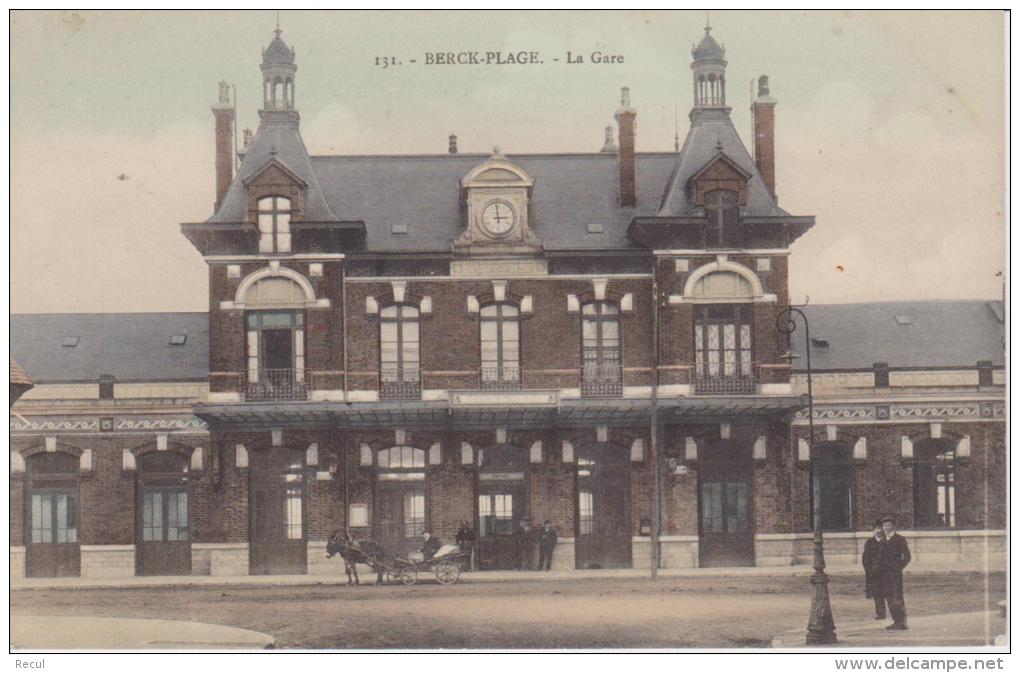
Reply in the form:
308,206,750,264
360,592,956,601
480,200,517,237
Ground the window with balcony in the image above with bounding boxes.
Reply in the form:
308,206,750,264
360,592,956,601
257,196,292,254
581,301,622,397
694,304,755,394
480,303,521,390
245,310,306,401
380,305,421,400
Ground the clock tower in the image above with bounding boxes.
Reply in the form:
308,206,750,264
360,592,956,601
454,148,542,255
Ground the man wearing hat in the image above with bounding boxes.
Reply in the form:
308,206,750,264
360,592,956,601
873,516,912,630
862,519,886,619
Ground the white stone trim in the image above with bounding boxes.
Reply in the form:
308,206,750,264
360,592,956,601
360,444,373,466
271,429,283,447
122,450,136,471
347,390,381,402
753,435,766,461
227,264,328,310
592,278,608,301
460,442,473,465
306,443,318,466
684,437,698,462
419,296,432,314
566,294,580,313
365,296,379,314
45,436,56,452
308,262,323,277
207,391,242,403
236,445,249,468
655,248,792,256
530,441,543,463
758,383,794,395
957,435,971,458
11,452,25,473
853,437,867,461
429,443,441,465
681,258,765,299
421,389,449,401
825,425,837,441
190,447,203,471
630,438,644,462
390,281,407,303
901,436,914,460
719,422,731,439
561,440,574,463
492,280,508,302
308,389,346,402
798,438,810,462
520,295,533,314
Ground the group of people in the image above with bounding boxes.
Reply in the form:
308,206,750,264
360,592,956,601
862,516,912,630
455,519,558,570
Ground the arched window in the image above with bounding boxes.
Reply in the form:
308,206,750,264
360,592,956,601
688,271,756,301
704,189,741,247
380,305,421,400
812,443,853,531
377,446,426,469
257,196,292,253
581,301,622,397
480,303,520,390
914,440,956,528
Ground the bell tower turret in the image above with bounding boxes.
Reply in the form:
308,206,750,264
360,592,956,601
260,26,298,123
691,23,728,113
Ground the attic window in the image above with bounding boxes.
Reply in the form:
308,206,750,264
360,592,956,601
894,315,913,326
391,224,409,235
810,338,829,348
169,334,187,346
587,223,604,234
61,336,80,348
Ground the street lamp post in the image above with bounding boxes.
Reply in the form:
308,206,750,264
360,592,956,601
776,306,837,646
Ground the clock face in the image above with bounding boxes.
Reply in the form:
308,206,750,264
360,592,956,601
480,201,517,237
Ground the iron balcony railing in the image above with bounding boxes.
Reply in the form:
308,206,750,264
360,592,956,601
480,366,522,391
693,374,757,395
380,368,422,401
581,366,624,397
244,369,307,402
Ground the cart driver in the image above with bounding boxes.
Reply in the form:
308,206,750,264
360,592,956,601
421,531,442,561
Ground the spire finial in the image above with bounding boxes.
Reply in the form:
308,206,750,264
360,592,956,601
275,11,281,37
674,99,680,152
705,11,711,33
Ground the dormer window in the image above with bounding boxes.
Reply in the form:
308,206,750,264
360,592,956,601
257,196,292,253
704,189,741,247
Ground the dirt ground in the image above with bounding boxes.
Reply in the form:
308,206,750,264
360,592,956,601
10,572,1005,649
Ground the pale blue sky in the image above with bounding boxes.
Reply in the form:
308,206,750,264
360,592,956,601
11,10,1005,312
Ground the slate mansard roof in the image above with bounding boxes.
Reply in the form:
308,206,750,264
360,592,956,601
793,301,1006,371
10,313,209,384
9,302,1003,385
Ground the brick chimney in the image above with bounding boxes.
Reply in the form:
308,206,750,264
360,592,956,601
751,75,777,201
614,87,637,207
211,81,235,211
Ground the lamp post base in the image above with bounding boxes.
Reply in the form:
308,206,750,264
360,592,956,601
806,529,837,645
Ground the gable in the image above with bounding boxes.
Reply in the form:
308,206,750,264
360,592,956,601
688,153,751,207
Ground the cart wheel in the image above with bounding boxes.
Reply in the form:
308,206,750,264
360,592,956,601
436,560,460,585
398,567,417,586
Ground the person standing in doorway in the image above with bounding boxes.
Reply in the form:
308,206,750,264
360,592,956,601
875,516,911,630
538,520,558,571
862,519,885,619
456,520,476,570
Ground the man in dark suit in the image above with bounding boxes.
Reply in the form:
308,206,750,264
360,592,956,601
861,519,885,619
874,516,912,630
538,520,557,571
421,532,442,561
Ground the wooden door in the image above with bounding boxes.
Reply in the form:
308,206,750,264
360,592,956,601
698,441,755,567
376,481,425,556
250,448,306,575
136,451,191,576
575,446,631,569
477,484,526,569
25,452,80,578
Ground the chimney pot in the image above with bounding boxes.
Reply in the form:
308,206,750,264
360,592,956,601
601,125,617,153
448,133,458,154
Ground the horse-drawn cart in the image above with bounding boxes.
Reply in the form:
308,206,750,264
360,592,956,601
327,537,470,586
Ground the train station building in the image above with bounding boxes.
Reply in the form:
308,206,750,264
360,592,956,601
9,26,1005,578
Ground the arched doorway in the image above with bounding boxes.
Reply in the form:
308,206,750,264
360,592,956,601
575,442,631,569
476,444,529,570
25,450,81,577
697,439,754,567
250,446,307,575
373,446,427,556
136,450,192,576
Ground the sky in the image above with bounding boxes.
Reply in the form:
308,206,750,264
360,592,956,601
10,9,1006,313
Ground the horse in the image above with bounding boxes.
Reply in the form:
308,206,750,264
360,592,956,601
326,532,387,585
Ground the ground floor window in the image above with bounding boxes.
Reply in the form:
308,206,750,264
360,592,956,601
141,490,188,542
479,492,514,536
31,492,78,544
914,440,956,528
